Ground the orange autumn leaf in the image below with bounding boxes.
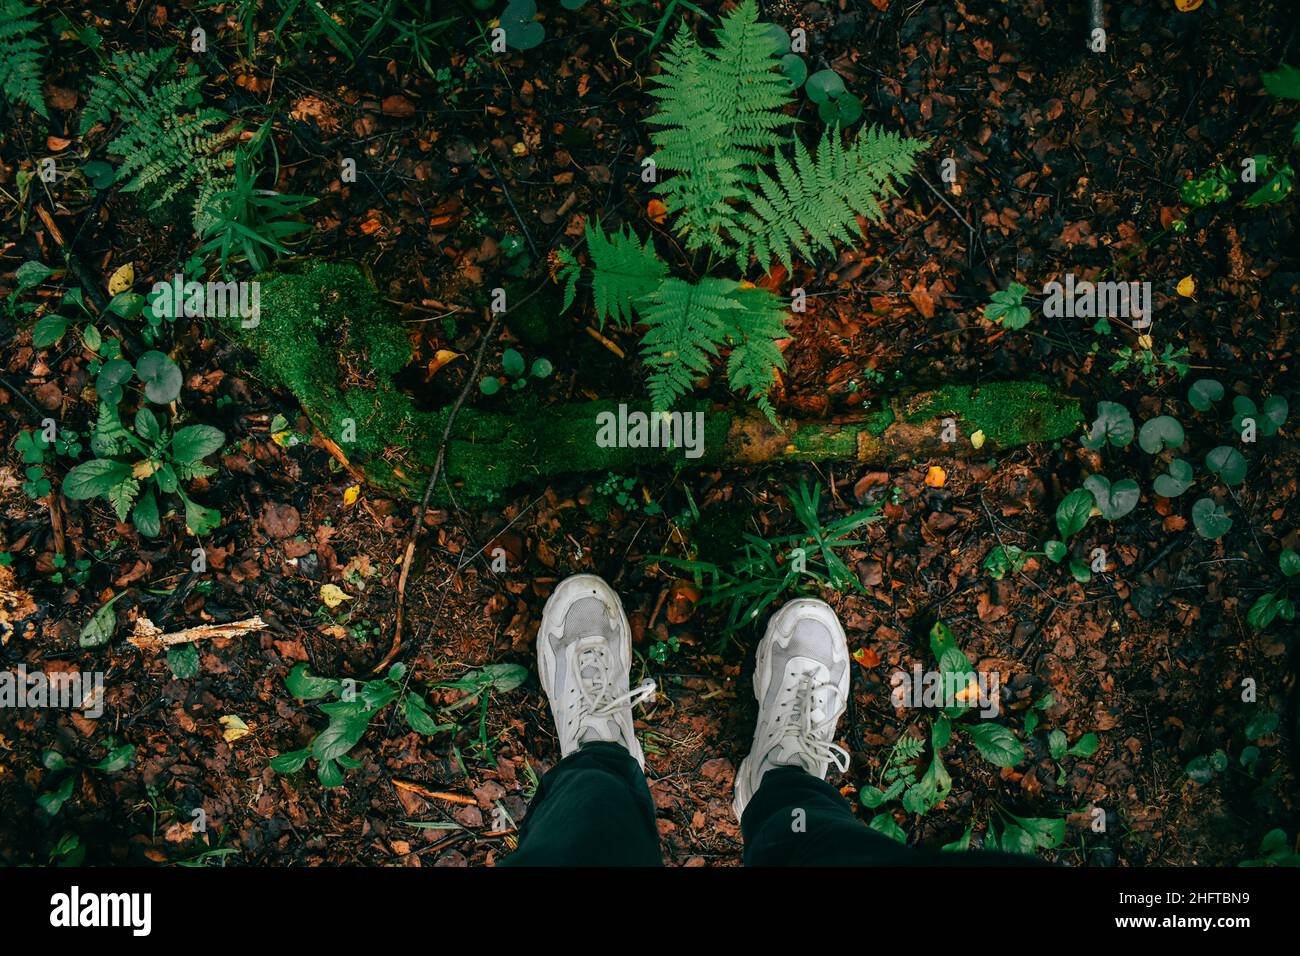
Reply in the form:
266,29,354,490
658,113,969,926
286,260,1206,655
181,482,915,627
647,199,669,224
853,647,880,668
924,465,947,488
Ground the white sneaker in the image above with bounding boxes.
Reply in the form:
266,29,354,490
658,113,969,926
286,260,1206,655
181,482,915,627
733,598,851,820
537,574,656,767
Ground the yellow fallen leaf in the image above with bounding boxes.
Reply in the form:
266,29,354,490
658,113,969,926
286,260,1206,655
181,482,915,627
1175,0,1203,10
320,584,353,609
343,485,360,507
219,715,251,742
1137,333,1154,350
1175,275,1196,298
132,459,159,480
107,262,134,296
970,429,986,450
427,349,461,377
924,465,947,488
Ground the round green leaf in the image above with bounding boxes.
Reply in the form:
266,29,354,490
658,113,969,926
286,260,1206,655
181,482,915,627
778,53,807,90
1044,539,1066,563
530,357,554,379
805,68,845,104
1191,497,1232,539
1152,458,1193,498
1069,558,1092,583
95,358,134,405
136,351,183,404
504,20,544,50
1138,415,1185,454
834,95,863,125
1204,445,1247,486
1280,549,1300,577
479,376,501,395
1081,401,1134,449
502,348,526,378
761,23,791,55
1187,378,1223,411
1260,394,1289,436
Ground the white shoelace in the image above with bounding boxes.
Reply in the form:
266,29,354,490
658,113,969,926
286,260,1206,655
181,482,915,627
781,672,850,773
571,642,656,731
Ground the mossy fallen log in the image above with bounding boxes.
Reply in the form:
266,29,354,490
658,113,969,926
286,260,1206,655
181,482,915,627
236,260,1083,503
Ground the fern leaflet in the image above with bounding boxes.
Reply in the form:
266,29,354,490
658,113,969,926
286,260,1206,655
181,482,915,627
0,0,48,117
584,221,668,328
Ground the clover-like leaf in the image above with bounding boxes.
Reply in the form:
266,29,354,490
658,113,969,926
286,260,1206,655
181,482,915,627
1081,401,1134,449
983,282,1031,330
1082,475,1140,521
1187,378,1224,412
805,68,846,104
1191,497,1232,539
136,351,183,404
1152,458,1193,498
1205,445,1247,486
1138,415,1184,454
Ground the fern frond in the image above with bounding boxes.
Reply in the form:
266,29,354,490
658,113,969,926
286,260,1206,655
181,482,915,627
585,221,668,328
0,0,48,117
81,49,238,235
647,0,792,255
723,285,787,425
736,124,929,272
640,277,738,411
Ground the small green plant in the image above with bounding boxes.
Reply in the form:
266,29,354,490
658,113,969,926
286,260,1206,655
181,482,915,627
594,474,662,516
61,351,225,538
652,479,879,638
983,282,1032,330
0,0,48,117
16,426,81,500
271,662,527,787
38,743,136,816
272,662,452,787
861,623,1049,847
1247,547,1300,629
1109,341,1190,386
1262,63,1300,145
480,347,553,394
197,125,316,276
648,634,680,664
1240,829,1300,867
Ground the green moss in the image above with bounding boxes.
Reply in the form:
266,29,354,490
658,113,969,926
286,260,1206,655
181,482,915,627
905,381,1082,447
235,261,1083,504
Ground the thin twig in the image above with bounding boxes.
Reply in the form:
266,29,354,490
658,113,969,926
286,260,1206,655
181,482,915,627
375,308,503,674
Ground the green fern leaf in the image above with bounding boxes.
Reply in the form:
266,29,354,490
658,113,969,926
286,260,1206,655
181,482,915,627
736,124,929,272
81,49,238,236
0,0,48,117
647,0,793,255
585,221,668,328
723,285,787,425
640,278,737,411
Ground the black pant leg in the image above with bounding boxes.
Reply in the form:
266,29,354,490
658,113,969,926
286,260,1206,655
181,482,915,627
741,766,1047,866
501,741,663,866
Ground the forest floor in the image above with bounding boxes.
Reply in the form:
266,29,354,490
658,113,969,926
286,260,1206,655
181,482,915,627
1,0,1298,867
